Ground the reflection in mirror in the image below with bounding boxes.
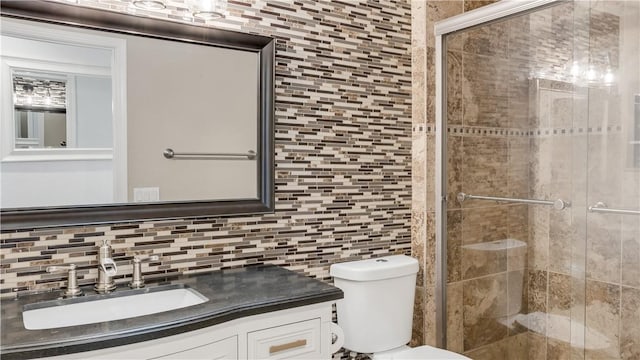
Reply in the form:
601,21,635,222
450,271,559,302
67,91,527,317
12,71,113,150
0,0,274,230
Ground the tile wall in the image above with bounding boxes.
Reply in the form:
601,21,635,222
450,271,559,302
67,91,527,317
1,1,412,358
414,0,639,358
410,0,499,348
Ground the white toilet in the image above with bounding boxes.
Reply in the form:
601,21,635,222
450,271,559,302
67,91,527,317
330,255,470,360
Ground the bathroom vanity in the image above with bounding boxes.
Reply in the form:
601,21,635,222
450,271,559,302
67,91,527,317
0,266,343,359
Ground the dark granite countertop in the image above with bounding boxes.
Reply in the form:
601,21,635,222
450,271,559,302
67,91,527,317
0,265,343,359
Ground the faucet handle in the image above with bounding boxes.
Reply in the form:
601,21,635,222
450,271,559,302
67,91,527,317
46,264,83,298
129,255,159,289
133,254,160,263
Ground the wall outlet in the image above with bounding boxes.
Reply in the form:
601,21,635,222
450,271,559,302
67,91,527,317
133,187,160,202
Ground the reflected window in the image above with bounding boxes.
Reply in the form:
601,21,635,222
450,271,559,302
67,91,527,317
11,71,112,150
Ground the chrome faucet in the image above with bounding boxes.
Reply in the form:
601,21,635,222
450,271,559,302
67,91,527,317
46,264,83,298
94,240,118,293
129,254,160,289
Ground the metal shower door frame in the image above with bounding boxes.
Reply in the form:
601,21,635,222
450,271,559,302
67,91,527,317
433,0,562,348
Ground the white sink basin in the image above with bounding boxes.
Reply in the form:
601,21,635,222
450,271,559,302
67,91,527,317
22,286,208,330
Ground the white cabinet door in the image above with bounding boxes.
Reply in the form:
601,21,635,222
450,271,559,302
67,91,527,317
151,335,238,360
247,319,322,359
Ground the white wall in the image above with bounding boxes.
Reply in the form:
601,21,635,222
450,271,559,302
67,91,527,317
1,160,113,208
125,35,259,201
75,75,112,148
1,23,115,208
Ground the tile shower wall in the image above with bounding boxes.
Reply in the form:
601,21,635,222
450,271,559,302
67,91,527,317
0,2,412,354
422,1,639,359
410,0,499,347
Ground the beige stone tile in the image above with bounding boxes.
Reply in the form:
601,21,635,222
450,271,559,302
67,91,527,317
412,128,427,288
548,208,574,275
447,210,462,283
412,46,427,126
508,137,530,200
426,134,436,212
528,205,550,271
463,0,498,12
585,280,620,359
461,206,508,279
528,332,548,360
548,137,573,199
411,285,425,347
412,129,427,205
461,53,509,128
462,18,507,58
548,337,571,360
507,204,529,242
547,273,572,345
426,1,463,48
586,214,621,283
464,338,508,360
619,168,640,210
426,94,436,126
620,286,640,360
462,273,508,350
412,210,426,287
425,211,436,287
587,133,624,207
507,270,527,332
461,136,509,202
446,281,464,353
447,50,463,126
427,46,435,100
447,136,463,210
621,217,640,288
528,269,548,315
507,13,533,61
411,0,427,49
549,94,577,129
424,285,437,346
446,31,464,51
506,332,530,359
530,137,550,200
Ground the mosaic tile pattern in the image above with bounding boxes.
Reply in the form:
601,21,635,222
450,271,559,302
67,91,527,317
1,1,412,357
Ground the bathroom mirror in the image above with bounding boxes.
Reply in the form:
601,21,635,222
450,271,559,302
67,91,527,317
0,1,274,230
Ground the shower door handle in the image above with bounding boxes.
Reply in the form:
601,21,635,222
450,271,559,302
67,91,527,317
588,202,640,215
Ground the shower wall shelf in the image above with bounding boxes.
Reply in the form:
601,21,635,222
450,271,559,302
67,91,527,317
588,202,640,215
456,192,570,210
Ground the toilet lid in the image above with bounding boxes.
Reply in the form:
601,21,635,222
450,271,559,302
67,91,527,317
391,345,471,360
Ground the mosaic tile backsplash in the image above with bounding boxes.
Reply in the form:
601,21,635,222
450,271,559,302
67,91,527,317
0,0,412,302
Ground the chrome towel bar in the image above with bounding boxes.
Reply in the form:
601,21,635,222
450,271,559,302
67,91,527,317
457,192,570,210
163,148,256,160
588,202,640,216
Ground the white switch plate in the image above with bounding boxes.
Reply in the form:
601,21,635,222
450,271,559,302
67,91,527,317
133,187,160,202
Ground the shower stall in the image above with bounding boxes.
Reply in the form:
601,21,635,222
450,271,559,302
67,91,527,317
434,0,639,359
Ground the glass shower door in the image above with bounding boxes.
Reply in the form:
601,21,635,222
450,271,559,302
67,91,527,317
440,1,639,359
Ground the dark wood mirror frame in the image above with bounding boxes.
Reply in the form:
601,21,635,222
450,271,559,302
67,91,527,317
0,0,274,230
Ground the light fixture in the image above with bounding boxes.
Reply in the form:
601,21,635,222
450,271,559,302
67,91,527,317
186,0,227,20
45,87,52,106
23,84,34,105
132,0,166,10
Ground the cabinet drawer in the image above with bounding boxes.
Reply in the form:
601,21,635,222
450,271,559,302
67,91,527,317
247,318,321,359
151,335,237,360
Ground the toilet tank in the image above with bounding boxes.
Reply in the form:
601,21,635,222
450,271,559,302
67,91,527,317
330,255,419,354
